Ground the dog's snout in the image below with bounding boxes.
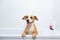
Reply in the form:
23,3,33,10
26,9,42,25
27,20,29,22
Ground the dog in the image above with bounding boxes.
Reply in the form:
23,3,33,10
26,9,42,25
22,15,38,38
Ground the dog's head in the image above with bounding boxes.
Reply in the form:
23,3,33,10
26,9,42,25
22,15,38,23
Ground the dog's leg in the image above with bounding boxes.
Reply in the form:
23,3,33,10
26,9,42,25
32,33,37,40
32,33,37,38
22,33,26,37
32,24,38,38
22,27,28,37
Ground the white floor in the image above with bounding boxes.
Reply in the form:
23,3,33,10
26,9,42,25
0,27,60,38
0,27,60,40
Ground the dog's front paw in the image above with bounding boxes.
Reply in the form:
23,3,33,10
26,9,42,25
22,33,26,37
32,35,36,38
22,34,25,37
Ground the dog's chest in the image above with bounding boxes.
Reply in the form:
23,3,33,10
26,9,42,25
28,23,34,34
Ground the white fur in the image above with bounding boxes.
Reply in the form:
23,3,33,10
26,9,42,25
27,15,33,22
28,23,34,34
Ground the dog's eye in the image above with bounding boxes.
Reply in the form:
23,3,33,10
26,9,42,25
30,17,32,19
25,16,28,18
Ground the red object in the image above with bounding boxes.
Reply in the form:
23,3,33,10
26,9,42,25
50,25,52,28
50,25,54,30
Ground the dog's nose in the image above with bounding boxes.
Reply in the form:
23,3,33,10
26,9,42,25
27,20,29,22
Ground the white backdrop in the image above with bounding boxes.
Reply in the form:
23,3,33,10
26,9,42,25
0,0,55,34
53,0,60,31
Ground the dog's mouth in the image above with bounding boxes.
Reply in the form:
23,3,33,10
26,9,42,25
27,21,33,27
26,20,33,27
27,22,31,26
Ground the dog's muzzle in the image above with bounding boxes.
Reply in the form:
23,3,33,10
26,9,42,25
26,20,33,27
26,20,29,23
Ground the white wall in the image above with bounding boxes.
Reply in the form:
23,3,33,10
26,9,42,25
0,0,53,33
53,0,60,31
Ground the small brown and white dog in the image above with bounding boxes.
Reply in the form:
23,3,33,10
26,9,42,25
22,15,38,38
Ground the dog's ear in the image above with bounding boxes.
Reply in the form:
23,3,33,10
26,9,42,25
34,16,38,20
22,16,25,20
22,17,24,20
22,16,28,20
